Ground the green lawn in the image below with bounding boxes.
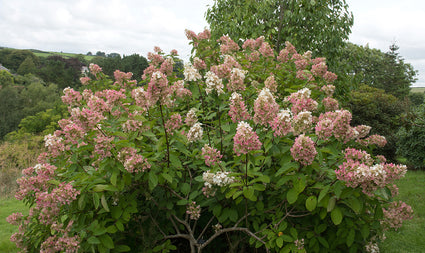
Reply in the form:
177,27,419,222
0,198,28,253
379,170,425,252
410,87,425,93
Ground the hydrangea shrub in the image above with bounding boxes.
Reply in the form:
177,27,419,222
8,30,413,253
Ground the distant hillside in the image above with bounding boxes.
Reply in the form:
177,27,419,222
28,49,96,61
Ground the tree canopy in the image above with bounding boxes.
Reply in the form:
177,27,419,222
205,0,353,67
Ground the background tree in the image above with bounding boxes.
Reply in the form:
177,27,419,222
344,85,407,161
397,104,425,169
336,43,417,99
0,49,38,72
0,69,14,87
17,56,37,75
205,0,353,68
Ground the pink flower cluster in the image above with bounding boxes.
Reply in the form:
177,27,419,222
113,70,136,87
62,87,82,106
165,113,182,135
381,201,413,231
233,121,262,156
219,35,240,54
292,111,313,136
228,68,248,92
253,88,279,126
228,92,251,123
201,144,223,167
186,201,201,220
286,88,318,115
336,148,407,195
118,147,151,173
89,63,102,76
315,110,356,142
40,221,80,253
290,134,317,166
93,134,115,159
271,109,292,137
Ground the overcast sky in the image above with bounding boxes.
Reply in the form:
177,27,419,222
1,0,424,86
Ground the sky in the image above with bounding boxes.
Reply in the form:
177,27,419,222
1,0,424,86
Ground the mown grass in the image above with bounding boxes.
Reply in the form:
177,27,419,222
410,87,425,93
32,50,95,61
0,198,28,253
379,170,425,252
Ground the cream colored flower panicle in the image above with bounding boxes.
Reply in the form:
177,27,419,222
205,71,224,95
184,63,202,81
187,122,203,142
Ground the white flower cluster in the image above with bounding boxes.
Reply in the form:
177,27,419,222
230,92,242,101
276,109,292,123
356,164,387,178
236,121,253,133
231,68,247,79
203,170,235,188
365,241,380,253
183,63,202,81
187,122,203,142
44,134,62,148
185,108,198,127
256,87,275,104
297,87,311,98
292,111,312,135
205,71,224,95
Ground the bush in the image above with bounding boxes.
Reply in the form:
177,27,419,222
8,32,412,253
397,104,425,169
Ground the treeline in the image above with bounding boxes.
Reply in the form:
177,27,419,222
0,48,151,140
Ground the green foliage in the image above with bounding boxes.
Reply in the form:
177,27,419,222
0,69,14,87
8,33,410,253
344,85,405,161
17,57,37,75
337,43,417,99
205,0,353,67
396,105,425,169
0,75,61,139
0,49,39,72
0,137,45,196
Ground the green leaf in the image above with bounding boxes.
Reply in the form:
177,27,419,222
93,193,100,209
276,236,284,248
317,236,329,248
93,184,118,192
181,183,191,195
87,236,101,245
78,194,86,210
101,194,110,212
287,188,298,204
161,173,173,183
305,196,317,212
99,234,114,249
344,197,362,214
228,209,238,222
331,207,343,225
346,229,355,247
361,224,370,239
293,177,306,194
149,172,158,191
115,245,131,252
252,183,266,191
318,185,329,203
243,187,257,201
327,197,336,212
281,234,293,243
111,171,118,186
111,206,123,219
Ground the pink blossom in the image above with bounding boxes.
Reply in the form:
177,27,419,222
277,48,290,63
296,70,314,81
322,97,339,111
290,134,317,166
89,63,102,75
228,92,251,123
186,201,201,220
271,109,292,137
264,74,277,93
93,135,115,159
233,121,262,156
253,88,279,126
193,57,207,70
228,68,248,92
201,144,223,166
259,42,274,57
219,36,240,54
311,62,327,77
382,201,413,231
79,76,91,85
323,71,337,83
292,111,313,136
118,147,151,173
320,84,335,97
62,87,82,107
165,113,182,135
